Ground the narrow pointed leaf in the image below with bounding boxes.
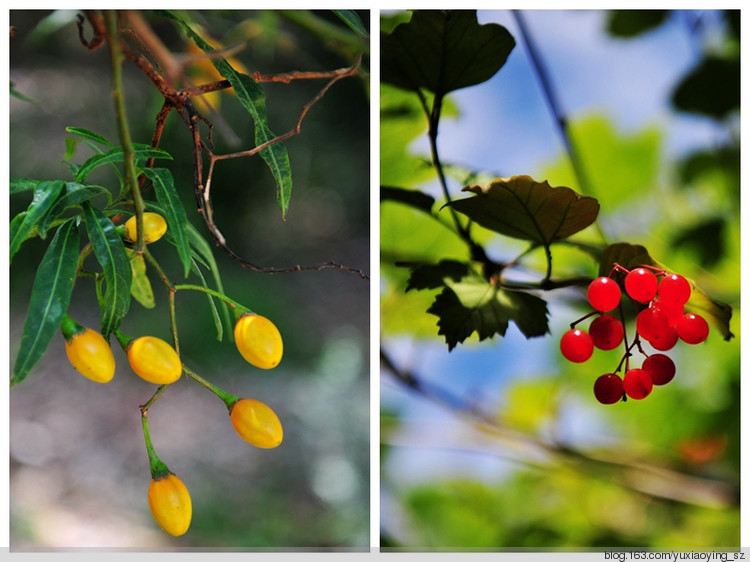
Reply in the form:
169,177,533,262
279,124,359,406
127,249,155,309
142,167,192,277
334,10,368,35
39,182,112,237
12,220,80,386
10,180,65,263
82,203,132,338
10,177,41,194
446,175,600,245
65,126,114,148
74,144,172,183
164,11,293,218
381,186,435,215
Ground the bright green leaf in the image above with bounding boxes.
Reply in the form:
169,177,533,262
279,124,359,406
82,203,132,339
74,144,172,183
65,126,114,148
381,10,515,95
12,220,80,386
446,175,600,246
142,167,192,277
10,177,41,194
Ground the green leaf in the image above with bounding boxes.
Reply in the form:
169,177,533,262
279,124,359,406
127,249,155,309
672,55,739,119
10,180,65,263
82,203,132,339
598,242,655,276
142,167,192,278
65,126,114,148
186,221,231,341
166,11,294,219
10,177,41,194
446,175,600,246
606,10,670,38
381,10,515,95
12,220,80,386
74,144,173,183
381,186,435,215
39,182,112,237
406,259,470,291
334,10,368,36
428,275,549,350
191,258,224,342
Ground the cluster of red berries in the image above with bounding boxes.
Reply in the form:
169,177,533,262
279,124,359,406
559,264,709,404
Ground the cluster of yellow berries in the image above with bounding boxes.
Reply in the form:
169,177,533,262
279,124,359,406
60,212,285,537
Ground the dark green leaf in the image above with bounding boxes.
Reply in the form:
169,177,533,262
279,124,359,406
671,218,725,268
74,144,173,183
672,55,739,119
10,180,65,263
598,242,655,276
428,275,549,350
334,10,368,36
381,186,435,215
10,177,41,194
166,11,294,219
12,220,80,386
39,182,112,237
606,10,669,37
82,203,132,339
142,167,192,278
406,260,470,291
381,10,515,95
192,259,224,341
446,175,600,246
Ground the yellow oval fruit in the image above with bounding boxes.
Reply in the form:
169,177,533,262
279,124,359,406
233,314,283,369
65,328,116,383
124,212,167,244
148,473,192,537
229,398,283,449
127,336,182,384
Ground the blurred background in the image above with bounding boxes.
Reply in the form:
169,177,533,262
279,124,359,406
9,10,370,549
380,10,740,548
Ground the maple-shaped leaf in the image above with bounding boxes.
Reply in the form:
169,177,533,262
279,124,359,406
446,175,600,246
427,274,549,350
406,260,470,291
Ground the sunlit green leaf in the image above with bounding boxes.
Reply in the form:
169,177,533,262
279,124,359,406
12,220,80,386
82,203,132,339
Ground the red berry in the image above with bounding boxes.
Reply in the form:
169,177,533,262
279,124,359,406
635,307,670,344
648,326,678,351
658,274,691,306
589,314,624,351
587,277,621,312
623,368,653,399
642,354,676,386
625,268,658,303
593,374,624,404
560,329,594,363
651,297,684,326
676,313,709,344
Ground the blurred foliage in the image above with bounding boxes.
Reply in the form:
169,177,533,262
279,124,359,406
380,9,739,549
10,9,369,549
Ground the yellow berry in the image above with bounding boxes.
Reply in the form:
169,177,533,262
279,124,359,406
124,212,167,244
229,398,283,449
127,336,182,385
64,328,116,383
148,473,192,537
233,313,283,369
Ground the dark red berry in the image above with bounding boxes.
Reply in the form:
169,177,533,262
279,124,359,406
636,307,671,344
593,374,624,404
589,314,624,351
623,368,653,400
560,329,594,363
642,354,676,386
587,277,621,312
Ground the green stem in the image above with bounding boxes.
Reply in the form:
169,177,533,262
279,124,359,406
141,408,171,480
182,364,238,410
105,10,146,254
173,284,250,317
